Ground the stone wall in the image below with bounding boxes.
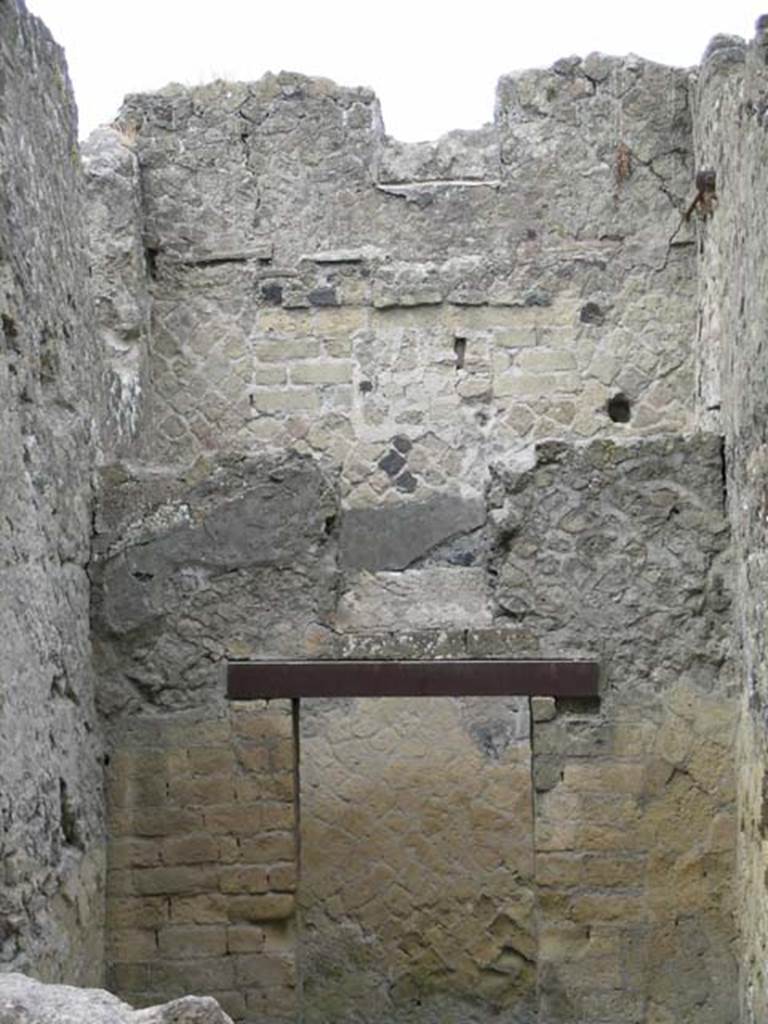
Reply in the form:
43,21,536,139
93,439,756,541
90,452,336,1021
0,3,760,1019
81,51,742,1024
498,436,735,1024
299,693,534,1024
104,704,298,1023
112,58,697,483
692,22,768,1023
0,0,106,984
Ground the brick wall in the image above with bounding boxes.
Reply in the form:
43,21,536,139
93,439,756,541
105,702,299,1023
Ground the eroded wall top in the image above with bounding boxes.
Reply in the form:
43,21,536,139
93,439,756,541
89,56,699,513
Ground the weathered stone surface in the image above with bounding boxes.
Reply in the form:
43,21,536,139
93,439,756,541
82,127,152,459
491,435,737,1024
300,696,535,1024
80,45,738,1024
0,0,106,985
0,974,233,1024
91,452,337,713
105,60,696,482
694,19,768,1022
335,568,492,631
339,493,485,569
0,4,762,1022
102,706,299,1021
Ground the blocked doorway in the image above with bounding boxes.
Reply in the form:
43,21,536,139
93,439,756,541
228,659,598,1023
298,695,535,1023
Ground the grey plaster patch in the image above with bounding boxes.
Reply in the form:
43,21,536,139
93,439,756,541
340,493,486,570
90,453,338,711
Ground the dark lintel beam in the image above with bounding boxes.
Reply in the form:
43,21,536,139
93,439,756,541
227,660,599,700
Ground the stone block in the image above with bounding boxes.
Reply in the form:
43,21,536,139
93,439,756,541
107,927,158,961
225,893,296,922
151,957,237,994
531,696,557,723
107,897,169,930
185,748,236,774
219,866,270,894
270,739,296,772
239,833,297,864
203,803,264,836
493,326,538,348
567,892,648,924
107,870,137,897
170,894,230,924
158,720,232,747
109,771,168,809
517,348,577,372
250,388,320,413
535,852,584,887
160,834,221,866
253,364,288,385
267,863,297,892
157,925,227,958
257,309,317,336
234,773,294,803
168,775,237,806
252,339,322,361
260,802,295,831
289,361,353,385
451,306,526,332
563,760,646,796
258,306,365,338
234,744,270,772
133,866,221,896
109,838,162,870
580,853,646,888
232,709,294,741
207,990,246,1020
494,371,581,398
227,925,266,954
336,567,492,630
533,755,565,792
106,962,152,993
125,808,205,838
371,305,445,330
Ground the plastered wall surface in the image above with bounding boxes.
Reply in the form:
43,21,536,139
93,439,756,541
692,24,768,1022
0,0,106,984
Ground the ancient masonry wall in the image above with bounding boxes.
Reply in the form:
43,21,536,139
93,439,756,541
693,24,768,1023
1,1,762,1019
85,51,738,1024
0,0,106,983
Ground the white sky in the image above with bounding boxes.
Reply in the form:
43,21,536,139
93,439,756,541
26,0,763,142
